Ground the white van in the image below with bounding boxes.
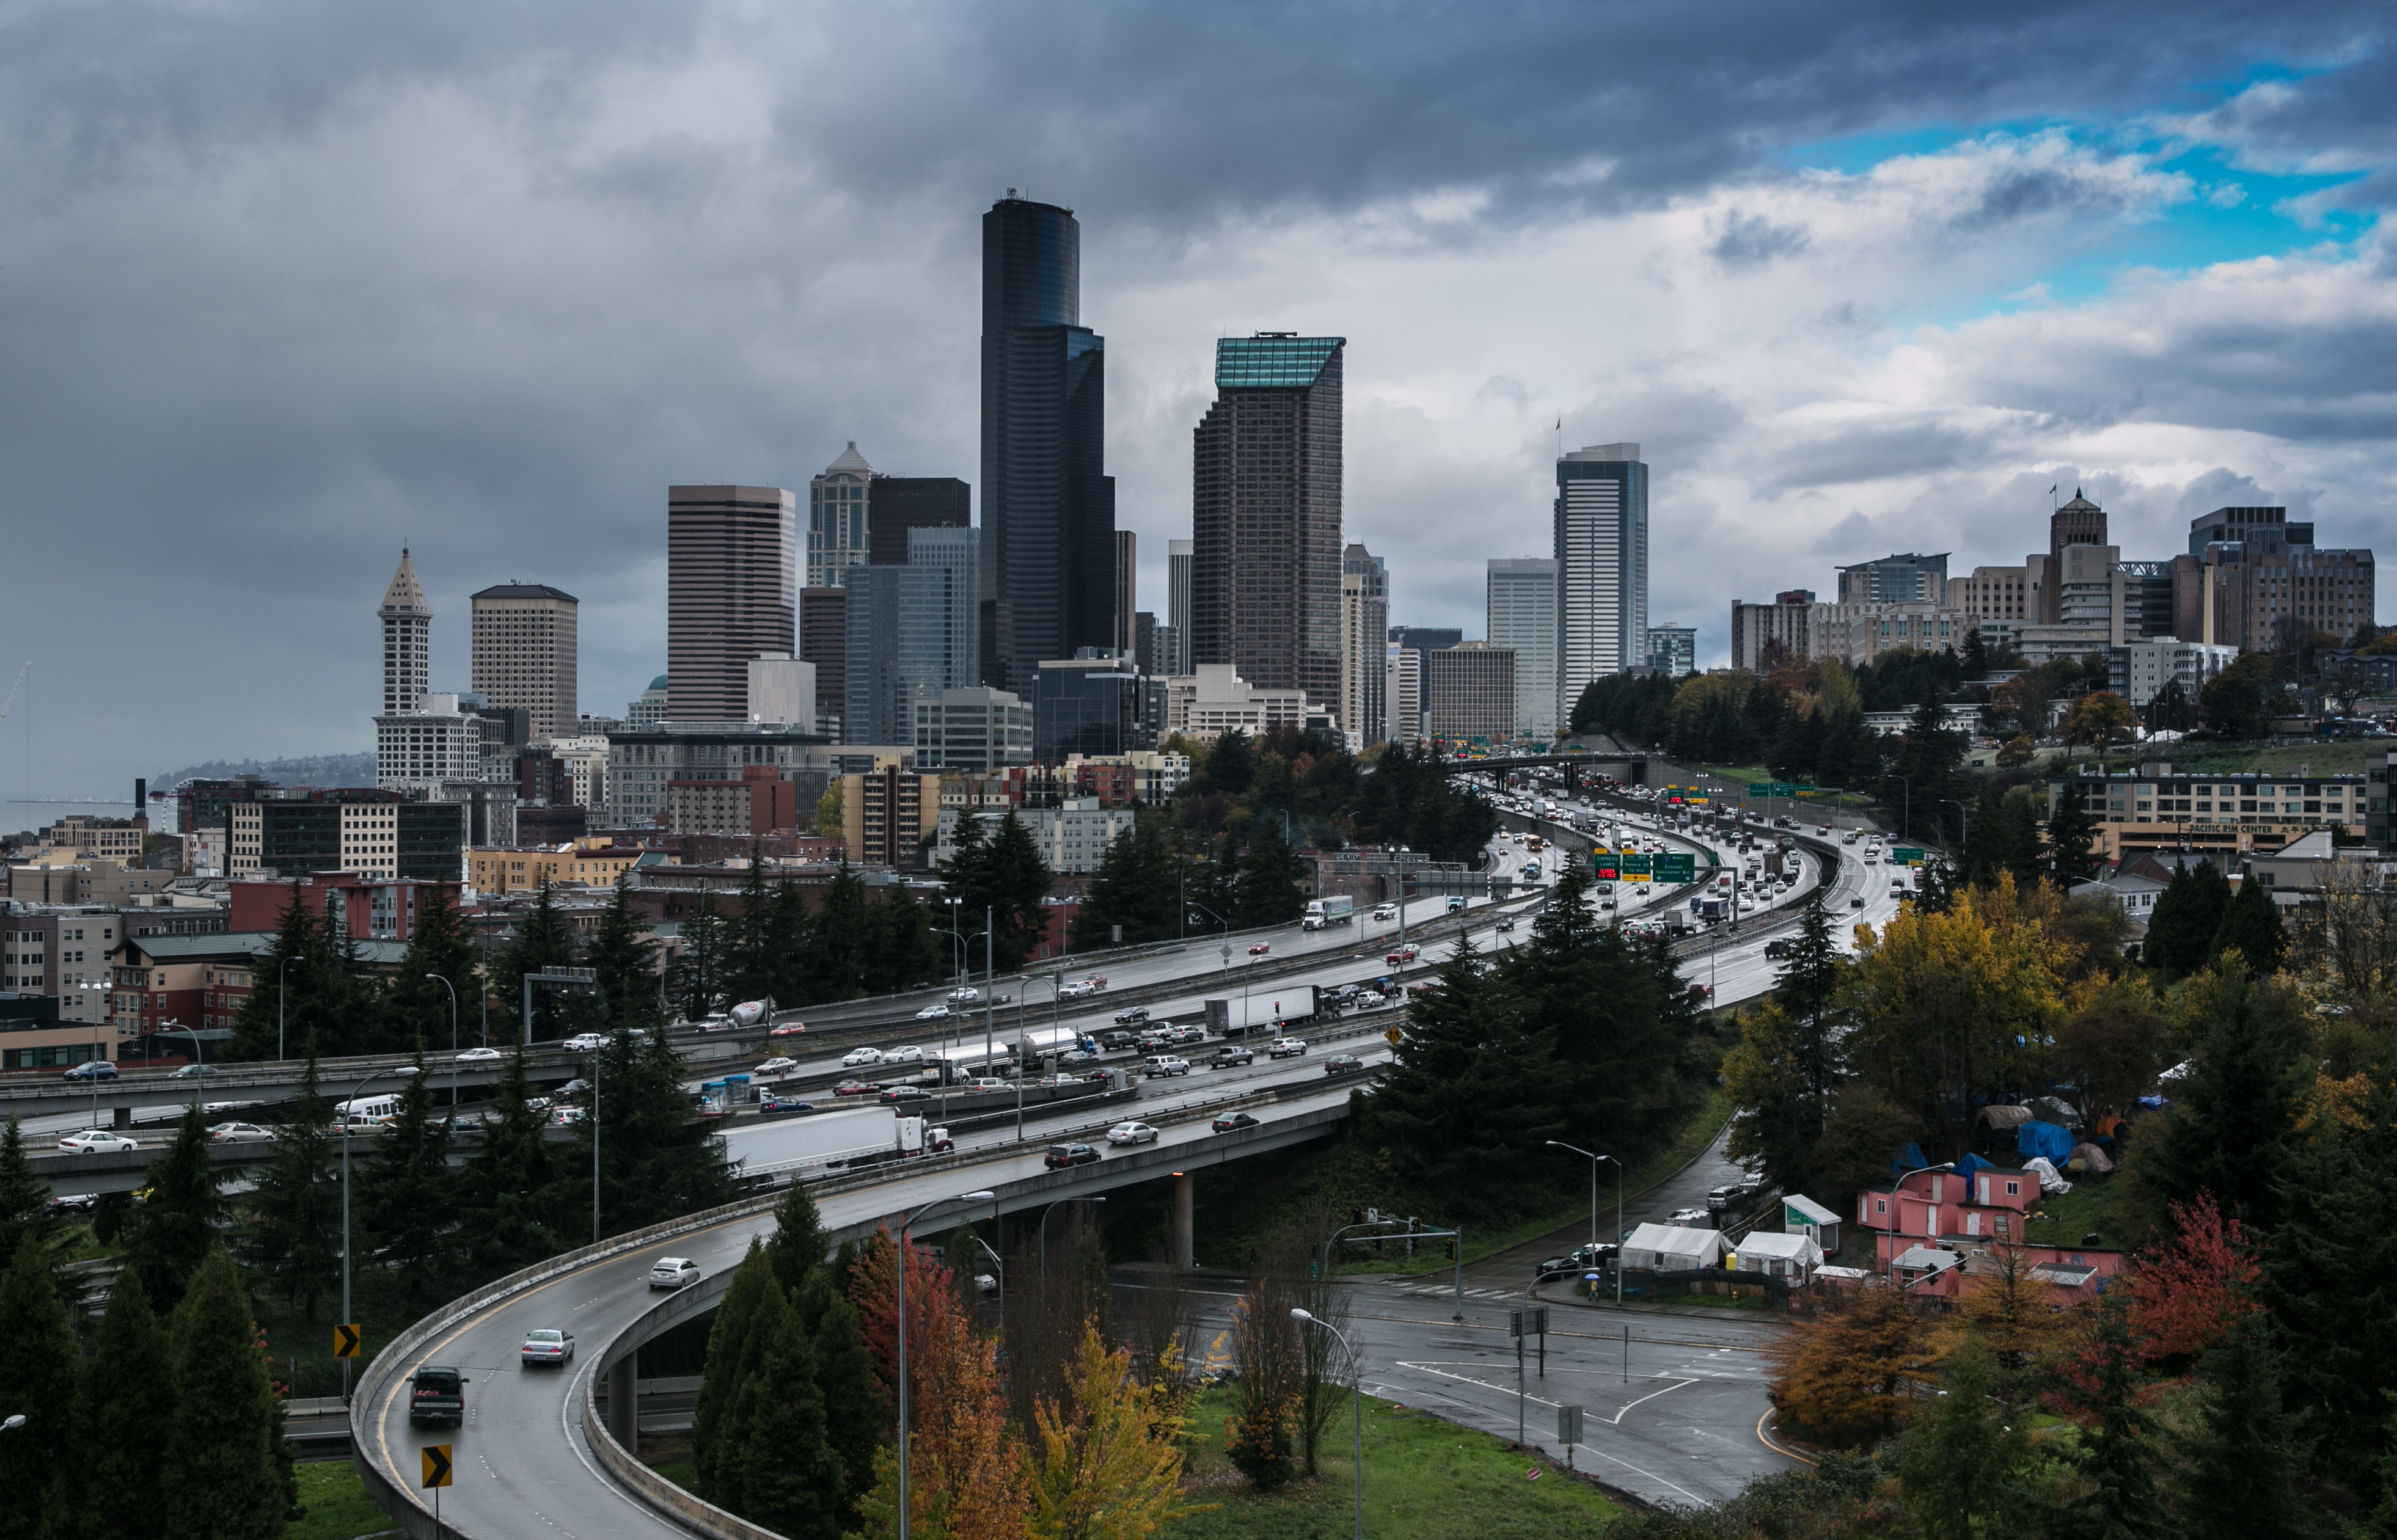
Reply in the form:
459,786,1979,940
335,1093,400,1126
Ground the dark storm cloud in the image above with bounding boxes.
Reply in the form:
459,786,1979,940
1710,210,1811,269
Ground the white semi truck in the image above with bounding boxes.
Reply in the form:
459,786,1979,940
1302,895,1355,930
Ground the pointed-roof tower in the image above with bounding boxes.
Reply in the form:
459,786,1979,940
379,548,433,715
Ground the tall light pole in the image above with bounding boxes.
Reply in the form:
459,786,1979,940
898,1190,997,1540
1546,1141,1622,1306
340,1065,406,1405
73,981,107,1126
425,974,458,1108
1291,1309,1363,1540
1941,797,1969,853
1037,1195,1105,1280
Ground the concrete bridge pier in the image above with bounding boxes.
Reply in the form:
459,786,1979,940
1173,1170,1195,1269
607,1350,638,1451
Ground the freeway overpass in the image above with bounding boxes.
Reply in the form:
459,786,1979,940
1439,751,1648,789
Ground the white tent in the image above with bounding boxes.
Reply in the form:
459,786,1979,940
1620,1221,1730,1272
1733,1230,1824,1282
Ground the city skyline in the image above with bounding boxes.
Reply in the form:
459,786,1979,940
5,6,2396,790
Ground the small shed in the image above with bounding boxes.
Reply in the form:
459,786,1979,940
1733,1230,1824,1283
1782,1193,1842,1254
1620,1221,1731,1272
1893,1244,1961,1290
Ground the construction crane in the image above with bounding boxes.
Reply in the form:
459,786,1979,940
0,663,24,737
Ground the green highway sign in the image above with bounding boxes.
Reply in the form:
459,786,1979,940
1894,846,1926,866
1748,783,1796,799
1654,853,1697,883
1620,853,1653,883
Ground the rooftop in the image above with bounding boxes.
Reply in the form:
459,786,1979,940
471,583,578,602
1215,334,1344,389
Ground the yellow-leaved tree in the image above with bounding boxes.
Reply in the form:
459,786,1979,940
1026,1324,1211,1540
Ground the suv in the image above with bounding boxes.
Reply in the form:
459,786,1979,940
1095,1029,1140,1053
1206,1044,1254,1069
1140,1055,1192,1078
1044,1142,1102,1170
61,1060,117,1081
409,1365,469,1428
1267,1038,1309,1059
1166,1024,1207,1047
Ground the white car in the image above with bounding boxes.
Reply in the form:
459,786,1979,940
752,1057,797,1076
648,1257,701,1291
563,1033,606,1052
1058,981,1094,999
1267,1038,1309,1059
842,1046,887,1068
1106,1121,1160,1146
948,986,981,1004
58,1130,138,1154
207,1122,277,1144
882,1045,927,1065
521,1327,575,1365
1352,991,1387,1010
456,1046,503,1064
915,1004,953,1020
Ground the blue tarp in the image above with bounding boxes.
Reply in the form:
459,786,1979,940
1890,1142,1928,1175
2016,1120,2074,1164
1953,1153,1989,1186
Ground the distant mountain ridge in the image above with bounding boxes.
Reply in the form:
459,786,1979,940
152,751,376,790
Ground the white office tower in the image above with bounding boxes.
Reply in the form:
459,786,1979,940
1385,641,1422,744
1554,444,1649,714
379,549,431,715
1487,557,1561,740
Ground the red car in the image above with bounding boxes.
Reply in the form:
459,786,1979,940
832,1078,884,1097
1248,943,1271,956
769,1022,808,1037
1386,946,1419,965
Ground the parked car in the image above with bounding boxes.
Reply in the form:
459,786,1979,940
1044,1142,1102,1170
521,1328,575,1367
842,1046,887,1068
1107,1121,1160,1147
61,1060,118,1081
1141,1055,1192,1078
832,1078,884,1097
1210,1111,1262,1134
1248,942,1272,956
408,1365,469,1428
648,1257,702,1291
562,1033,606,1051
760,1095,814,1114
915,1003,952,1020
57,1130,138,1154
1267,1038,1309,1058
168,1063,221,1079
1537,1243,1619,1279
207,1122,276,1144
769,1021,808,1037
884,1045,926,1065
1113,1006,1151,1026
752,1056,797,1076
455,1047,502,1064
1323,1054,1367,1075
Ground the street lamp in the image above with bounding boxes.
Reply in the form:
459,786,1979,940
425,974,459,1107
1037,1195,1105,1280
1290,1309,1363,1540
898,1190,997,1540
73,982,108,1126
0,1414,22,1432
1941,798,1969,852
340,1065,408,1405
1546,1142,1622,1307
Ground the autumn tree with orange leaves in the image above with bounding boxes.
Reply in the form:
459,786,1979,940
1765,1284,1936,1449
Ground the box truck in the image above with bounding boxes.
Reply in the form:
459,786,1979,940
1205,985,1320,1039
1301,895,1355,930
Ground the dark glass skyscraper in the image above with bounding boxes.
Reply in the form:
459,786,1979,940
981,195,1116,693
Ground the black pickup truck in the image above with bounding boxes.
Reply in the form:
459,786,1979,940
409,1364,468,1428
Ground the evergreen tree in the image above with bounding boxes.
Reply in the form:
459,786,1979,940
585,877,665,1031
2142,859,2231,974
59,1266,175,1535
124,1104,228,1310
493,880,578,1042
580,1024,735,1239
2168,1316,2308,1540
357,1054,458,1311
1774,892,1848,1114
2044,784,2104,884
1071,820,1181,948
2211,876,2288,973
667,897,729,1024
0,1238,75,1540
455,1048,563,1275
2051,1296,2165,1540
0,1117,61,1264
164,1247,289,1540
866,885,942,996
379,880,481,1055
725,1283,847,1539
1892,1344,2027,1540
764,1178,831,1299
810,864,876,1001
1232,820,1306,929
1504,863,1681,1156
798,1263,887,1516
1203,731,1256,795
693,1241,778,1506
238,1051,341,1319
225,884,362,1060
2122,965,2308,1235
944,810,1054,972
720,852,785,1009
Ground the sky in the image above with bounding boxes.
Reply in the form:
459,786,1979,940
2,1,2395,799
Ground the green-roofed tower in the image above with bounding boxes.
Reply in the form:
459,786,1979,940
1192,333,1347,718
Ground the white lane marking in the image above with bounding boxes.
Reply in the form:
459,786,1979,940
1611,1377,1698,1424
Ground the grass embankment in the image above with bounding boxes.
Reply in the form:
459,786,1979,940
2021,1177,2128,1251
1140,1089,1730,1277
1176,1385,1619,1539
281,1462,392,1540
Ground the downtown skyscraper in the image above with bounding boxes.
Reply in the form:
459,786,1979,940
667,484,797,721
1555,443,1648,717
981,195,1115,692
1191,334,1345,715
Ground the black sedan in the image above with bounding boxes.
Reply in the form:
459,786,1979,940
1210,1112,1262,1134
880,1086,933,1104
1044,1142,1102,1170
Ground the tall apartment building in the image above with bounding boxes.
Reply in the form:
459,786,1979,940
1835,553,1949,605
983,195,1115,691
1342,543,1389,745
868,475,972,567
1191,334,1346,712
1486,558,1561,739
807,443,874,588
1422,643,1517,742
1167,539,1194,676
1386,643,1422,743
667,484,797,721
1555,443,1647,710
840,764,939,869
469,583,578,742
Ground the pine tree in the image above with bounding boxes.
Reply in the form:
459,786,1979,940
798,1261,887,1516
125,1104,228,1309
1774,891,1848,1115
455,1047,563,1275
0,1117,62,1264
164,1247,288,1540
2168,1316,2307,1540
494,879,578,1042
764,1178,830,1298
580,1024,734,1239
358,1054,458,1310
1232,820,1306,929
1504,862,1680,1156
0,1238,76,1540
59,1266,175,1535
720,852,784,1010
226,884,370,1059
669,897,730,1024
2052,1296,2166,1540
867,885,942,996
965,810,1055,972
2120,966,2308,1235
585,872,664,1031
1071,820,1182,948
693,1240,778,1507
378,880,482,1055
1891,1344,2027,1540
2211,877,2288,973
2142,860,2230,974
810,864,876,1001
2044,784,2104,885
239,1049,341,1319
726,1283,847,1540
